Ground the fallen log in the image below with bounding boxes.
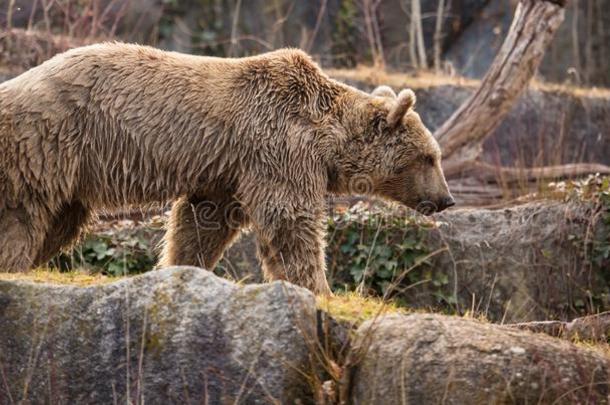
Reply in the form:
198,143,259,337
509,311,610,342
463,161,610,184
448,162,610,204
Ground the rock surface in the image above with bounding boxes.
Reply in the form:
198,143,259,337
348,313,610,404
1,267,609,404
429,200,608,321
222,201,608,322
0,267,318,404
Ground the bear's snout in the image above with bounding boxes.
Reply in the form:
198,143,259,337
436,195,455,212
415,195,455,215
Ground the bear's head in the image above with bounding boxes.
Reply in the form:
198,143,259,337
330,85,454,215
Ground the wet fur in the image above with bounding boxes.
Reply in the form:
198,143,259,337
0,43,451,294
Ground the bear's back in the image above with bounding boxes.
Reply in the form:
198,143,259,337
1,43,325,114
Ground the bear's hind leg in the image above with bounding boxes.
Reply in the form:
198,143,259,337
0,207,44,272
34,201,91,266
159,194,249,270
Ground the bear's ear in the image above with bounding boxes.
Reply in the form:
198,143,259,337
387,88,416,128
371,85,397,99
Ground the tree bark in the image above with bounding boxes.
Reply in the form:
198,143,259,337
435,0,566,179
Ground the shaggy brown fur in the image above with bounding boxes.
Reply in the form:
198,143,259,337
0,43,453,294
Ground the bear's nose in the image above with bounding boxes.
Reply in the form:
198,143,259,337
438,196,455,211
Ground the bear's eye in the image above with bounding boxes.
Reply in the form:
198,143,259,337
423,155,435,166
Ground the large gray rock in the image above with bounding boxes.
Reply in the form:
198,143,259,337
349,314,610,404
0,267,318,404
223,201,609,322
429,201,609,322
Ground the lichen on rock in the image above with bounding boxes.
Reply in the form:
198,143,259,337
0,267,318,404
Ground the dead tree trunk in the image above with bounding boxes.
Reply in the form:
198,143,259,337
435,0,567,179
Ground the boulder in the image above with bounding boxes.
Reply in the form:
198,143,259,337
323,200,609,322
132,200,607,322
429,200,609,322
0,267,318,404
348,313,610,404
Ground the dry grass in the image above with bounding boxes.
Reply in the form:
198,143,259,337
530,80,610,99
573,339,610,359
0,270,403,324
327,65,610,99
317,292,408,325
0,268,117,286
326,65,479,90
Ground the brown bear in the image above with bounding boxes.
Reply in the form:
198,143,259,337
0,43,453,295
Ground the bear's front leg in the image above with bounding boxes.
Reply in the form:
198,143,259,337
252,205,332,296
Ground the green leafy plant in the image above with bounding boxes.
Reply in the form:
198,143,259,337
326,203,453,307
52,228,159,277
